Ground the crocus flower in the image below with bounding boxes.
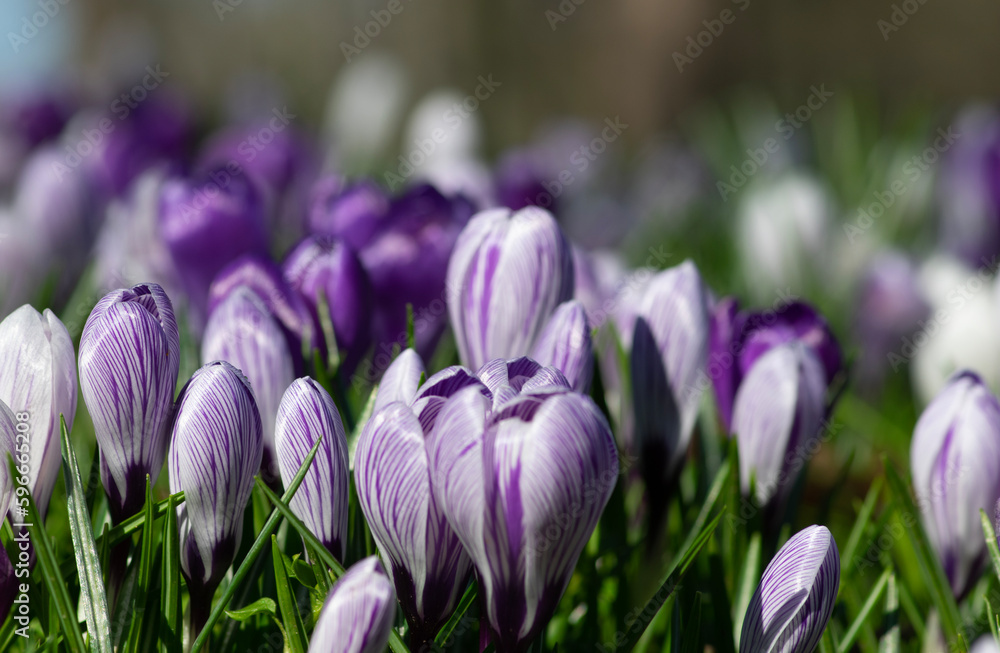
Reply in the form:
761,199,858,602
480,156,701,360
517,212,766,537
169,361,263,627
308,556,397,653
447,206,574,371
0,401,20,624
79,283,179,522
429,382,619,652
629,261,710,486
283,235,372,376
355,350,485,645
739,525,840,653
274,377,349,561
308,179,389,250
202,287,295,485
159,164,269,329
530,300,593,393
475,356,571,408
732,342,827,508
911,371,1000,598
971,637,1000,653
0,306,77,517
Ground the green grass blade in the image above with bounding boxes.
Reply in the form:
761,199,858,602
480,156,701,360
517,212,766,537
837,567,890,653
840,477,883,575
732,532,762,648
879,572,900,653
434,580,477,646
669,461,730,571
59,415,113,652
160,493,181,653
981,509,1000,585
125,477,156,653
189,431,324,653
94,491,185,551
272,535,308,653
679,592,703,653
225,598,278,622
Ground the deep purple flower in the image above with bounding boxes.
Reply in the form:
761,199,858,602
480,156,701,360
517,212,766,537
79,283,179,521
202,287,295,484
283,235,372,376
355,350,484,645
159,165,269,329
911,371,1000,598
739,525,840,653
447,206,574,371
169,361,263,611
0,89,73,186
710,299,841,433
308,556,397,653
308,178,390,251
494,149,554,212
530,300,593,393
428,382,619,653
0,306,77,517
274,377,350,561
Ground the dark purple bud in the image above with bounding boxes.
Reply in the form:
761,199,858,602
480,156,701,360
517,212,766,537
308,177,389,251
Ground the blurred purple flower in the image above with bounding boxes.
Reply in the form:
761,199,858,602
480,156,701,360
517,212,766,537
307,556,397,653
530,300,593,393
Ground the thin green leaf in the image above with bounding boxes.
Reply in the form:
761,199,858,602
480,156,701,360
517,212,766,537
59,414,113,652
434,580,477,646
732,532,762,648
272,535,308,653
837,567,890,653
669,460,729,571
406,303,415,350
290,557,317,588
840,477,883,575
94,491,185,551
679,592,703,653
316,286,340,373
880,572,900,653
160,493,181,653
981,509,1000,586
125,477,156,653
225,598,278,622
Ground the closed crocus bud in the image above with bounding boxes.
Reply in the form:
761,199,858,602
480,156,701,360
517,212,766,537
911,371,1000,598
0,306,76,517
159,165,269,329
740,525,840,653
429,385,619,652
169,361,263,628
732,342,827,508
630,261,710,483
530,300,593,393
308,556,397,653
355,351,485,646
971,637,1000,653
79,283,179,522
202,287,295,485
0,401,20,623
274,378,349,560
447,206,574,371
283,235,372,376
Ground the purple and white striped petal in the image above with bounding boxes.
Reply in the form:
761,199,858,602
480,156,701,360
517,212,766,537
732,342,826,507
447,206,574,371
0,401,17,624
79,283,179,521
910,371,1000,598
202,287,295,485
308,556,396,653
530,300,593,393
739,525,840,653
0,306,76,516
374,348,425,413
355,400,473,643
168,361,263,592
476,357,570,409
429,387,619,652
275,378,350,561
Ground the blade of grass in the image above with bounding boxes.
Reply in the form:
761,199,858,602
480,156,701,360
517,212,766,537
837,567,890,653
981,509,1000,585
879,572,899,653
840,477,884,575
59,415,113,652
679,592,703,653
434,580,477,646
272,535,308,653
160,493,181,653
94,491,185,551
731,532,761,648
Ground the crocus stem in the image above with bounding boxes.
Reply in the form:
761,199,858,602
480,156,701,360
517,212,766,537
187,589,213,652
107,539,130,611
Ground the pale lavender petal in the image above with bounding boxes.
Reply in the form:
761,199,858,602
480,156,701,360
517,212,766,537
169,361,263,591
202,287,295,485
0,306,77,516
530,300,593,393
475,357,570,407
971,636,1000,653
740,525,840,653
374,348,425,413
275,378,349,561
0,400,19,515
308,556,396,653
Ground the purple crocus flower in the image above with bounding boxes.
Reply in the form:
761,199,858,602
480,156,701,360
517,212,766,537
355,349,485,646
494,149,554,212
732,342,827,508
283,235,372,376
169,361,263,629
428,381,619,653
530,300,593,393
0,401,20,624
274,377,350,561
911,371,1000,598
307,556,397,653
971,637,1000,653
308,178,389,250
739,525,840,653
202,287,295,485
79,283,179,522
447,206,574,371
0,306,77,517
159,165,269,329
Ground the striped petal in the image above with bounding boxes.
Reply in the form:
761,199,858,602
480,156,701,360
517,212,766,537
79,283,179,521
354,401,472,641
202,287,295,485
530,300,593,393
308,556,396,653
0,305,77,516
275,377,350,561
476,357,570,409
740,525,840,653
168,361,263,591
732,342,826,507
374,348,425,413
447,206,574,370
0,401,18,517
